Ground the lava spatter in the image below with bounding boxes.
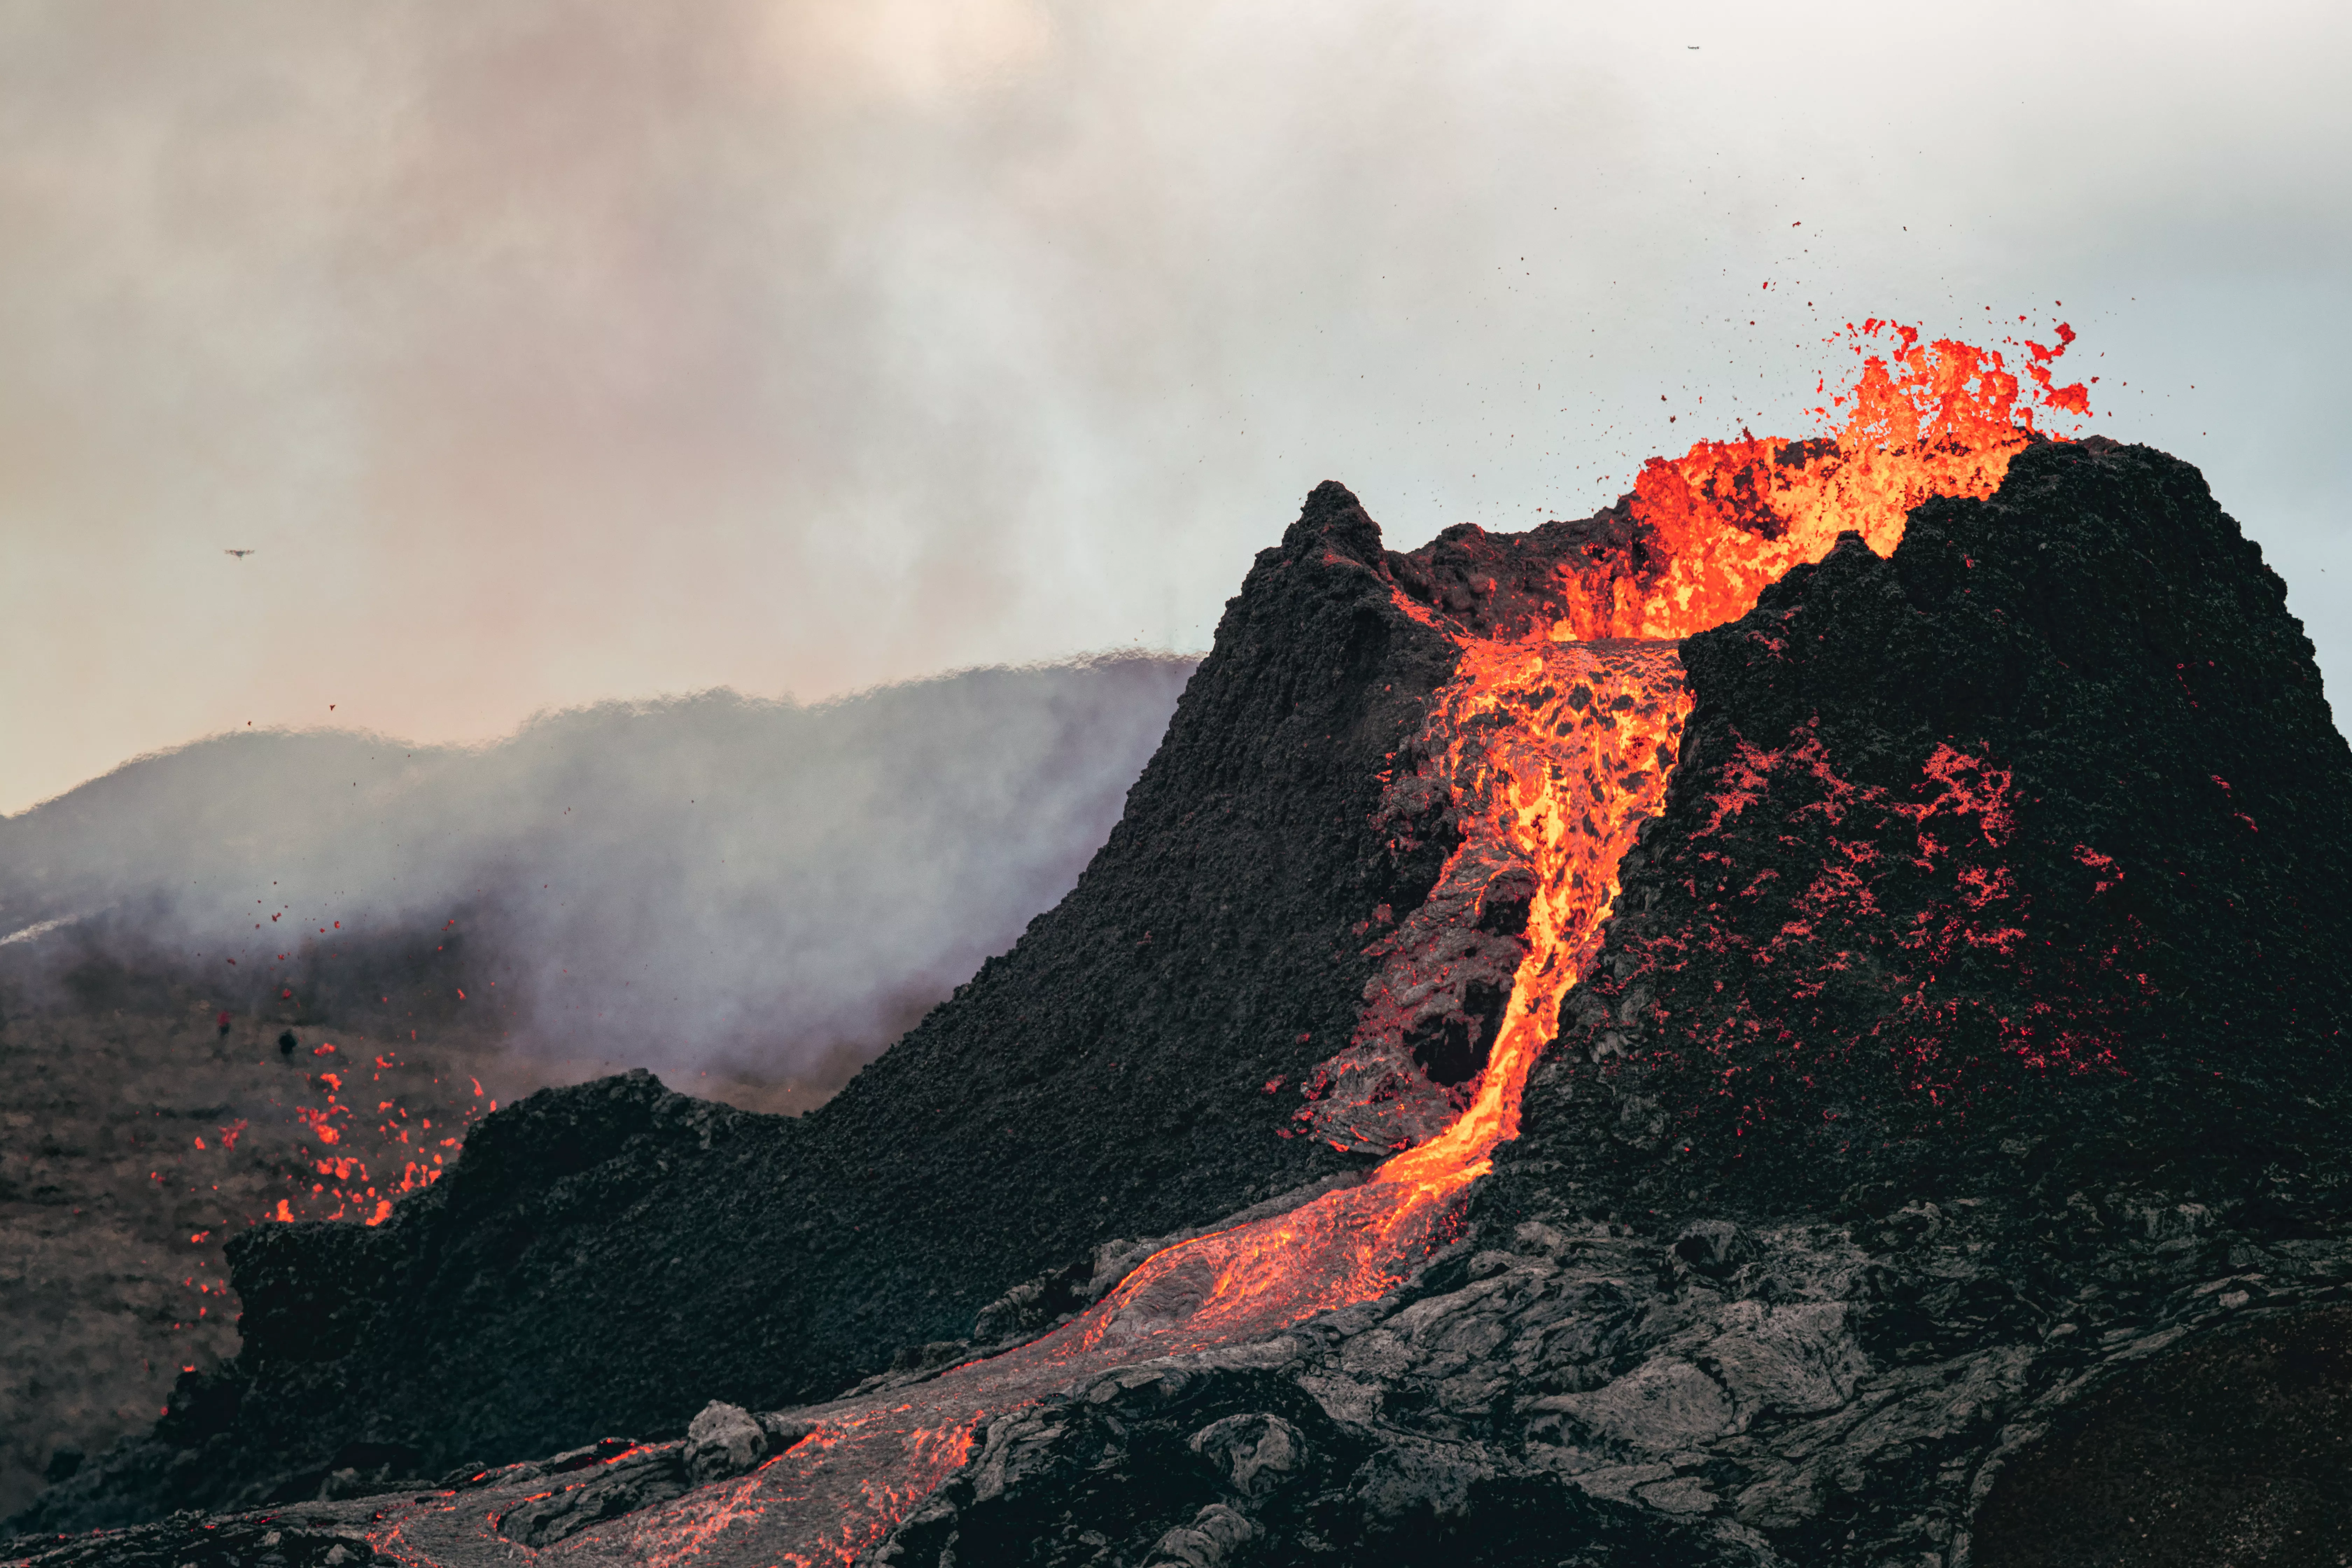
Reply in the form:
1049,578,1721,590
272,1048,488,1225
1622,318,2087,637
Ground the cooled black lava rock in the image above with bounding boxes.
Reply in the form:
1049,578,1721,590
1971,1304,2352,1567
867,1322,1762,1568
1460,436,2352,1561
13,483,1468,1530
1491,437,2352,1224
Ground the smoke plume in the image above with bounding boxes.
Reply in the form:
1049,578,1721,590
5,1,2343,817
0,656,1195,1096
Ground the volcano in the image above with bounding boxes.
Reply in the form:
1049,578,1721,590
14,328,2352,1568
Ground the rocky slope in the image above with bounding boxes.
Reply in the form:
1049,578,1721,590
12,482,1469,1527
16,444,2352,1566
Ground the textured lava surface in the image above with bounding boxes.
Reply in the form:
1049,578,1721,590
1489,437,2352,1224
1972,1305,2352,1568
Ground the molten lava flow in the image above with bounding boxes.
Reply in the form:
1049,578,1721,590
356,319,2090,1565
1513,321,2092,643
1075,632,1687,1340
1380,639,1688,1186
1303,638,1691,1156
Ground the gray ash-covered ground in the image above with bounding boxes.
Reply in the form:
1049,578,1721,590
14,442,2352,1565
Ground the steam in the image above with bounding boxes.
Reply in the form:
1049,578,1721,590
5,1,2344,816
0,657,1195,1090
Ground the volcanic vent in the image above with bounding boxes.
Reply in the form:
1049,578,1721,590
24,321,2352,1567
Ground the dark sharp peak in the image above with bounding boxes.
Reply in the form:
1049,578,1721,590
1283,480,1387,569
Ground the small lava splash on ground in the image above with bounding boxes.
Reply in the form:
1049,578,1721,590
3,995,559,1517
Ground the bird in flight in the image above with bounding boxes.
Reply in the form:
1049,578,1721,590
224,548,256,559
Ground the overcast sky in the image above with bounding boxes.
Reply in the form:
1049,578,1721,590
3,0,2346,814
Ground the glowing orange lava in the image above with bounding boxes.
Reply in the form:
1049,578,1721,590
359,319,2089,1566
1346,641,1688,1178
1538,321,2089,643
273,1048,487,1225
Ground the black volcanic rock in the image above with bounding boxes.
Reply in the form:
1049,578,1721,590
13,482,1468,1528
1971,1304,2352,1567
1491,437,2352,1222
857,439,2352,1568
867,1350,1759,1568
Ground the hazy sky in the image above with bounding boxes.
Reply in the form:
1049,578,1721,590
4,0,2346,814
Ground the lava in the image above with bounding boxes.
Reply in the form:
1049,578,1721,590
355,318,2088,1564
273,1048,488,1225
1302,641,1690,1158
1564,320,2086,643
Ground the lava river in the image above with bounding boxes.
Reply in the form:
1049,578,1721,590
354,319,2091,1567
